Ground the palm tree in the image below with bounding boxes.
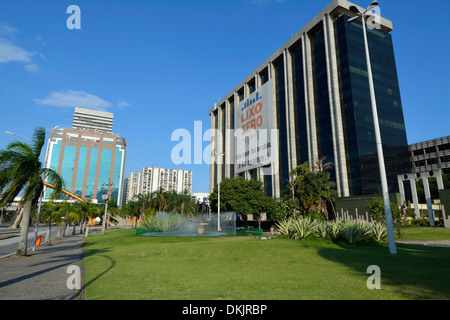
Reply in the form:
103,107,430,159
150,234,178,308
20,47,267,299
0,127,63,256
134,193,154,218
76,200,98,233
53,200,72,238
312,156,334,172
153,188,168,212
121,201,140,228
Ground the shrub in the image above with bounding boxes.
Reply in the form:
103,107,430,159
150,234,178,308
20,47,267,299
368,222,388,243
315,222,330,238
411,218,429,227
339,222,370,244
289,217,318,240
142,212,188,232
306,210,325,222
275,218,293,239
327,220,346,240
277,218,389,246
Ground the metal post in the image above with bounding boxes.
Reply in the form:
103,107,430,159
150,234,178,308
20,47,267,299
101,200,108,235
362,15,397,254
216,153,224,231
32,190,43,251
218,179,221,231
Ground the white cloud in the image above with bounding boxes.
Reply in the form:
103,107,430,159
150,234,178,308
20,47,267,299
0,23,19,40
35,90,113,111
0,38,35,63
24,63,40,73
117,101,131,108
0,22,42,72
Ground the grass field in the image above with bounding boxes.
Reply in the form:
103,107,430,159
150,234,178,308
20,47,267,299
82,228,450,300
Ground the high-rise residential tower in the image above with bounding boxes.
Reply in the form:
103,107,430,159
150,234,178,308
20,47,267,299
209,0,411,198
125,167,192,203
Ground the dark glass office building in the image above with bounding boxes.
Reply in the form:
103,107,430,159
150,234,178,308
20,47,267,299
209,0,411,198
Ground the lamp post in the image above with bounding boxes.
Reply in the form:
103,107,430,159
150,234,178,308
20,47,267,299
101,192,109,235
100,181,116,235
348,1,397,254
215,152,224,231
6,131,46,251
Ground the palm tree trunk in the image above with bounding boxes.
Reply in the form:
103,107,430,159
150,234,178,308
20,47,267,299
16,200,32,256
10,207,24,229
44,219,52,246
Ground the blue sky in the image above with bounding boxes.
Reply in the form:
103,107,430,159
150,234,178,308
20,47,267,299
0,0,449,193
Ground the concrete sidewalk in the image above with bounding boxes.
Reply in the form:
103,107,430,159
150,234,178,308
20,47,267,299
0,232,85,300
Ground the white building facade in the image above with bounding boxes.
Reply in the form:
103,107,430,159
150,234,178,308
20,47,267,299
125,167,192,203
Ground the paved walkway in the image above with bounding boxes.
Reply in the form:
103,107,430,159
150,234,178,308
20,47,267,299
396,240,450,247
0,232,86,300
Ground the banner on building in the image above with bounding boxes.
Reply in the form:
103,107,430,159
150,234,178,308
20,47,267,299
234,79,276,174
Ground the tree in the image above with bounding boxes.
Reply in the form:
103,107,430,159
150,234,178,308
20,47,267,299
289,161,337,219
0,127,63,256
209,177,273,229
267,198,290,222
134,193,154,218
53,200,73,238
366,198,414,239
121,201,141,228
76,200,99,233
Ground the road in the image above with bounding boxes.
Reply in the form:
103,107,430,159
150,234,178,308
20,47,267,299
0,223,79,258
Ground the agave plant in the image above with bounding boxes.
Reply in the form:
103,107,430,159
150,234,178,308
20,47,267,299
316,222,330,238
290,217,317,240
143,212,187,232
327,220,345,240
275,218,293,239
340,222,370,244
368,222,388,243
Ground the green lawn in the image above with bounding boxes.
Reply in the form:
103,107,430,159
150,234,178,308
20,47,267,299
82,228,450,300
396,227,450,241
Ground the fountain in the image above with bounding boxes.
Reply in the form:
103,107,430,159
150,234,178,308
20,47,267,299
136,211,237,237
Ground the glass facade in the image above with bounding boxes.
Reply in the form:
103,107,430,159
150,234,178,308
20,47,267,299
311,23,336,183
290,43,309,166
96,149,113,201
74,146,88,197
274,58,290,191
60,145,77,191
44,128,126,206
111,146,124,200
85,148,98,199
335,15,410,195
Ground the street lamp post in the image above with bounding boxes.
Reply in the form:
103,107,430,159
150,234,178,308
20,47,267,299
100,181,116,235
215,152,224,231
6,131,46,251
101,193,109,235
348,1,397,254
